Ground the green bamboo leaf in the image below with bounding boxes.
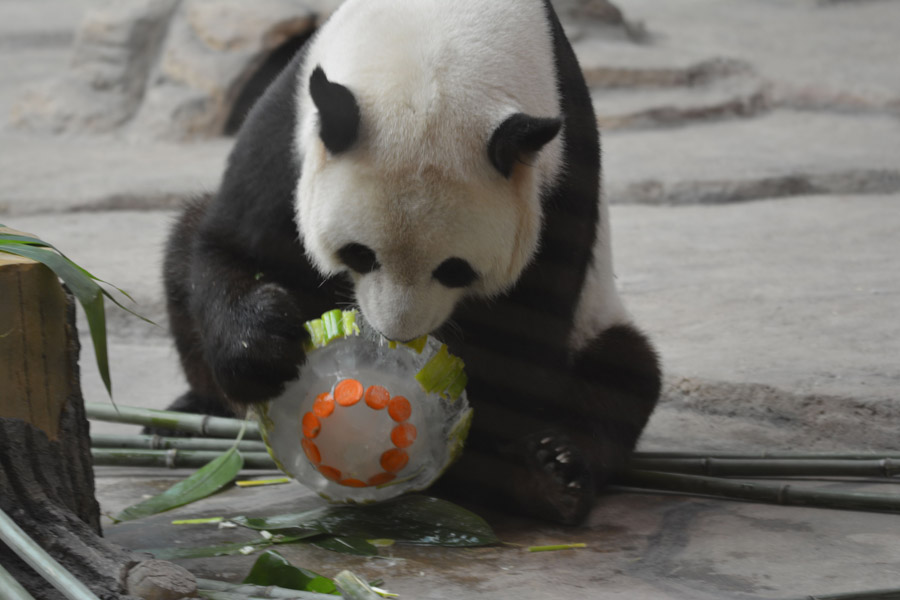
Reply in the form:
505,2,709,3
0,228,143,306
231,513,324,539
115,434,246,522
140,539,271,560
243,550,339,595
310,535,378,557
0,242,113,397
0,226,68,256
0,233,58,247
139,534,311,560
232,495,498,547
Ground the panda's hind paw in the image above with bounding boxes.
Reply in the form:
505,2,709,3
523,433,594,525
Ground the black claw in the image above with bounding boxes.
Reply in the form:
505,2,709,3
520,432,595,525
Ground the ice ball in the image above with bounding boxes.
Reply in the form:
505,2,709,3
255,310,472,503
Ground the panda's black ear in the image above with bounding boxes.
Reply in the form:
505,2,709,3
309,66,360,154
488,113,562,178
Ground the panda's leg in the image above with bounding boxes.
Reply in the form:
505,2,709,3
442,426,596,525
438,323,660,525
566,323,662,484
143,196,237,436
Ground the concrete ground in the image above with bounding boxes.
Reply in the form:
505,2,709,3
2,0,899,598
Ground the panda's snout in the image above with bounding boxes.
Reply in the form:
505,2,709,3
356,271,461,343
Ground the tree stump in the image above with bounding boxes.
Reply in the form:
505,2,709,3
0,254,194,600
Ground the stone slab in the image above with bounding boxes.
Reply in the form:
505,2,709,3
612,194,900,408
575,0,900,108
603,110,900,204
0,0,87,122
0,132,231,215
593,76,767,130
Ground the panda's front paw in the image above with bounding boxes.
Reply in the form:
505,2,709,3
522,433,595,525
206,283,309,404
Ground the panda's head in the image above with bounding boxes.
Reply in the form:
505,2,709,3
295,65,562,342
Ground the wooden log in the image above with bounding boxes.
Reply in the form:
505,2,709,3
0,254,194,600
0,253,70,442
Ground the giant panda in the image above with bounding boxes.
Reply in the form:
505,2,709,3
161,0,661,525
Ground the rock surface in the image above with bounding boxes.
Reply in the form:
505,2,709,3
125,560,197,600
11,0,179,134
11,0,342,140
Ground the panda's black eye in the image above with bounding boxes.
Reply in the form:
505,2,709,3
338,243,380,274
433,258,478,288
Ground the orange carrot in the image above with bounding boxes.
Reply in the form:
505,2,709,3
367,472,397,486
339,478,368,488
390,423,417,449
334,378,364,407
388,396,412,422
318,465,342,481
313,392,335,418
301,439,321,464
380,448,409,472
301,412,320,439
364,385,390,410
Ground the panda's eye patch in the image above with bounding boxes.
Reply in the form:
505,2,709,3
337,243,380,274
433,258,478,288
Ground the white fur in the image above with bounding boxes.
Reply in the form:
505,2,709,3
293,0,566,341
570,195,631,351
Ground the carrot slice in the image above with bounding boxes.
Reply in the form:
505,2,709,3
388,396,412,422
334,378,364,407
301,439,321,464
368,472,396,486
339,478,368,488
318,465,341,481
313,392,335,418
390,423,417,449
364,385,390,410
380,448,409,473
301,412,320,439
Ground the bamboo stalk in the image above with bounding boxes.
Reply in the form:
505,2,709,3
801,589,900,600
85,402,261,439
628,458,900,478
334,571,383,600
0,562,37,600
196,593,267,600
635,451,900,461
196,578,337,599
91,433,268,453
619,470,900,514
0,507,101,600
91,449,277,470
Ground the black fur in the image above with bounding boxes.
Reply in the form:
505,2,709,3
158,1,661,525
488,113,562,178
309,66,360,154
337,243,380,275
